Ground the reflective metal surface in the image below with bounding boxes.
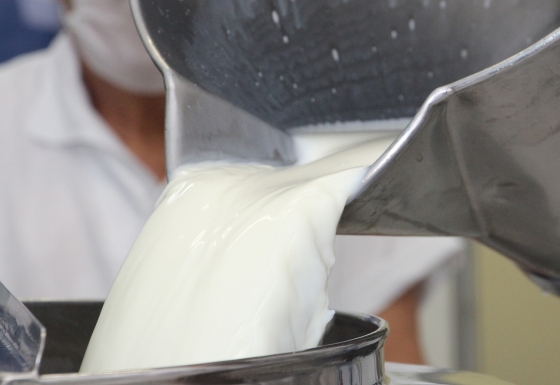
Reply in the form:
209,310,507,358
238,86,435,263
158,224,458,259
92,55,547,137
0,301,515,385
342,28,560,288
0,282,44,383
130,0,559,168
7,301,390,385
131,0,560,291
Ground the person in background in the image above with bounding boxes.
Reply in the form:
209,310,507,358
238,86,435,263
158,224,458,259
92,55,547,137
329,235,462,363
0,0,462,365
0,0,166,299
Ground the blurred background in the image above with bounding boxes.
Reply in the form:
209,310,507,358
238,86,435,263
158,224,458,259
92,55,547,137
0,0,60,63
419,243,560,385
2,1,560,384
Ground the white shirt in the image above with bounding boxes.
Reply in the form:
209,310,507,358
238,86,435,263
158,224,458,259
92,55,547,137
0,33,464,310
0,34,165,299
329,235,463,313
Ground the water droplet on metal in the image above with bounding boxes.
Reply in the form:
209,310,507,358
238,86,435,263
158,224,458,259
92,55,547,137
460,48,468,59
371,45,378,53
483,0,492,8
331,87,337,94
408,18,416,32
310,96,316,103
391,29,398,39
331,48,340,62
398,94,404,102
255,82,260,87
388,0,398,8
279,75,285,81
292,83,298,89
427,71,434,78
258,72,263,78
439,0,446,9
271,10,280,26
282,35,289,44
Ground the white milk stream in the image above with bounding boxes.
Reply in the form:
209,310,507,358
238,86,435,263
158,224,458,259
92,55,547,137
80,125,403,373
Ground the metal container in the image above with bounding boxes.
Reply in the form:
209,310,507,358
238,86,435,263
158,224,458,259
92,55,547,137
130,0,560,169
130,0,560,293
0,280,513,384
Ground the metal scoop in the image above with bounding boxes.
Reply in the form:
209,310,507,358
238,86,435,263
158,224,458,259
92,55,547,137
130,0,560,291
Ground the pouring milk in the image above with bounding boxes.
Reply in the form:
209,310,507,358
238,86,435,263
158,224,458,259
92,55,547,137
80,127,400,373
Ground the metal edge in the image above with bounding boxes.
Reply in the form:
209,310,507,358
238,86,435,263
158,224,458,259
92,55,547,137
445,27,560,94
129,0,171,75
129,0,180,179
356,26,560,193
38,312,387,383
350,86,450,203
353,26,560,220
0,291,46,383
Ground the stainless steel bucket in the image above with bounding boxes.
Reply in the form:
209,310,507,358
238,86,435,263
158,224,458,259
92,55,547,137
0,280,513,385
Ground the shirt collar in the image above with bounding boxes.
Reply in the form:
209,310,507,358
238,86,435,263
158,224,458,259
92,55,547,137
22,33,166,188
23,33,123,153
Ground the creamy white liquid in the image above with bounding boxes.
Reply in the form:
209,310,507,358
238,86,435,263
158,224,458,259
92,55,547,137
80,129,399,373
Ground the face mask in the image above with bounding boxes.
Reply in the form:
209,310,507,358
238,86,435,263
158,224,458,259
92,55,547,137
64,0,165,94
